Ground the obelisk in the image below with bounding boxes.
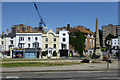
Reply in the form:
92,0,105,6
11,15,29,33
94,18,103,60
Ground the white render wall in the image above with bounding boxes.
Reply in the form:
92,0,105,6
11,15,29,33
0,36,6,52
6,37,16,51
59,29,69,50
0,30,70,53
16,33,42,48
112,38,119,48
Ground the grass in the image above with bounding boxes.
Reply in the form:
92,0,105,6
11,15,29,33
1,62,82,67
1,59,51,62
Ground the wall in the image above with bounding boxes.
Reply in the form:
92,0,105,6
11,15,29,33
15,33,42,49
42,29,59,53
59,29,69,50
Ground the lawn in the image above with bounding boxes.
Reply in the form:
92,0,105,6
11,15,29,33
1,59,50,62
1,62,82,67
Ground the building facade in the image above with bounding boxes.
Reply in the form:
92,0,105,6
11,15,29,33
111,38,119,50
0,29,69,59
11,24,42,33
102,24,120,47
42,29,59,57
56,24,95,56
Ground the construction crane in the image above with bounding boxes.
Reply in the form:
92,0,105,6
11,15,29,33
33,2,47,32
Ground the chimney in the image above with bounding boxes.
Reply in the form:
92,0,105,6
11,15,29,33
2,31,4,34
7,29,9,35
81,26,83,29
67,24,70,31
11,31,13,33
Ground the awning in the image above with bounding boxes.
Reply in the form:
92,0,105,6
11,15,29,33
13,51,23,52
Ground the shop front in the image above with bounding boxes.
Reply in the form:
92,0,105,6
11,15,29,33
24,48,41,59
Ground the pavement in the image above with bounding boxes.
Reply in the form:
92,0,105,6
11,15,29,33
2,61,118,73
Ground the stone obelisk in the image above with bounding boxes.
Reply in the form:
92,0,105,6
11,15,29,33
94,18,103,60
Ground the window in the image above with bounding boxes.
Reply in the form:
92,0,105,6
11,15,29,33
11,37,13,39
54,38,56,42
19,37,24,41
35,37,37,40
28,44,30,48
28,37,30,41
53,44,56,48
1,37,3,39
1,41,3,44
85,39,87,46
90,39,91,47
61,44,66,49
22,27,26,31
63,38,65,42
33,43,39,48
18,43,24,48
45,38,48,42
45,44,48,48
63,33,66,36
10,40,13,44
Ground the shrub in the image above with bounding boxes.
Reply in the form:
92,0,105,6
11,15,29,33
42,51,46,56
103,56,108,60
53,51,57,56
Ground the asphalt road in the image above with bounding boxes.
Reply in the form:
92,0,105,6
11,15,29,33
1,70,120,80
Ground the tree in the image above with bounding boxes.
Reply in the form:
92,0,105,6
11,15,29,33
69,31,86,57
53,51,57,56
42,51,46,56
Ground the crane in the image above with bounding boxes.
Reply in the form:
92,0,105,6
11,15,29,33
33,2,47,32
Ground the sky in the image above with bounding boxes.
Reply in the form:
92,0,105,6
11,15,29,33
2,2,118,33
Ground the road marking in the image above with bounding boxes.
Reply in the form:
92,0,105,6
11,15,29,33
6,75,18,78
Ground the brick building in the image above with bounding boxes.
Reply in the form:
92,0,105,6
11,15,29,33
11,24,42,33
56,24,95,56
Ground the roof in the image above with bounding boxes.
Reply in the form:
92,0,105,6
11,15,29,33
56,25,95,35
74,27,95,35
6,33,16,37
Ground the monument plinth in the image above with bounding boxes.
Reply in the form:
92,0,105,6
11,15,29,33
94,18,103,60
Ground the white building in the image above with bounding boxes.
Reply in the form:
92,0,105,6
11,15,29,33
15,33,42,49
6,33,16,51
0,29,69,59
111,38,119,50
0,34,7,58
59,29,69,50
13,33,42,58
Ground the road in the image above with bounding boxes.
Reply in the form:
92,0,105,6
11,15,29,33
1,70,120,80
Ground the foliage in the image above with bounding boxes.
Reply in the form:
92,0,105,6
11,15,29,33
103,56,108,60
69,31,86,57
106,34,116,40
53,51,57,56
42,51,46,56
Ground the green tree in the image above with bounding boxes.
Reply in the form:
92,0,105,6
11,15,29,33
42,51,46,56
53,51,57,56
69,31,86,57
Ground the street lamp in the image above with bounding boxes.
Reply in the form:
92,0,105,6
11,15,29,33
106,40,111,69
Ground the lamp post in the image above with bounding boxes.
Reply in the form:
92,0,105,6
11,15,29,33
107,40,111,69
